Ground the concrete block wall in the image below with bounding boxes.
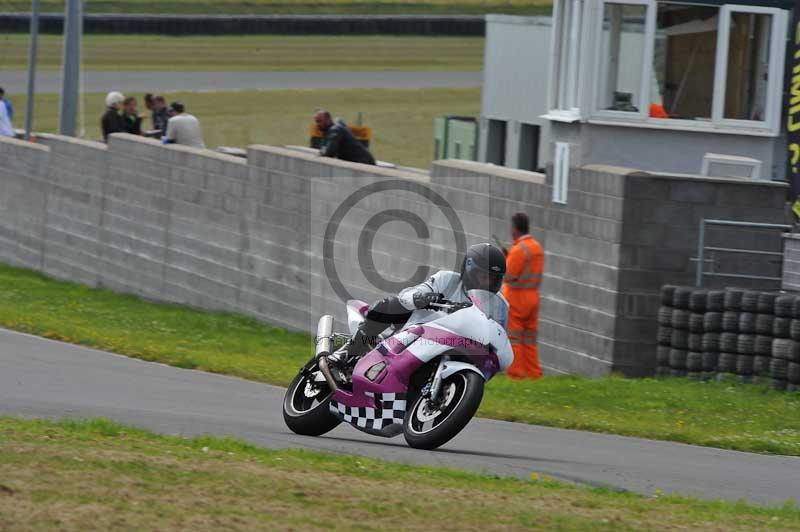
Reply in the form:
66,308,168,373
0,134,788,377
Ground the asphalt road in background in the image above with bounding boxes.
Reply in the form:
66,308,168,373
1,327,798,506
0,70,482,94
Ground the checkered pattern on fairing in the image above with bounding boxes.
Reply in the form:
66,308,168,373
330,391,407,430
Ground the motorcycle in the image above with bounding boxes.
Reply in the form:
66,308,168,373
283,289,513,449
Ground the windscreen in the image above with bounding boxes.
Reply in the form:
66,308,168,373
467,289,509,330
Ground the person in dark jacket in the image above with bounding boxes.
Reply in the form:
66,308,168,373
122,96,142,135
314,109,376,165
101,91,126,142
150,95,169,135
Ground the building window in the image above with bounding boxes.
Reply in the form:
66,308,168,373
652,3,719,120
582,1,787,134
549,0,584,117
518,123,541,171
486,119,507,165
597,3,648,113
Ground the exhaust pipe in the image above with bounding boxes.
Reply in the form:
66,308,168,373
315,315,337,391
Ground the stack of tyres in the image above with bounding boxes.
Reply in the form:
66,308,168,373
686,289,707,380
655,285,676,378
701,290,724,381
753,293,776,383
717,289,742,381
734,291,760,384
669,287,693,377
771,295,800,391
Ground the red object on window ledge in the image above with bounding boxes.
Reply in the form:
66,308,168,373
649,103,668,119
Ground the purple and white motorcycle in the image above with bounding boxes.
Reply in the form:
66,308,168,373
283,290,513,449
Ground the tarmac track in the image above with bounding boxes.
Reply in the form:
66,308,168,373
1,327,798,506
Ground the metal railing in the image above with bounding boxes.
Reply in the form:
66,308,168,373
694,219,792,287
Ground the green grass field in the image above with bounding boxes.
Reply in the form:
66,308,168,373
0,417,797,531
14,88,480,168
0,0,552,15
1,264,798,456
0,34,484,72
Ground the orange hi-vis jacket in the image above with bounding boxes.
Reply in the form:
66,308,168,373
502,234,544,379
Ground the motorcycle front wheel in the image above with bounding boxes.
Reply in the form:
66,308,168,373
403,371,484,450
283,358,341,436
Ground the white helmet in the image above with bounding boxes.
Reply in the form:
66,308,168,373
105,91,124,107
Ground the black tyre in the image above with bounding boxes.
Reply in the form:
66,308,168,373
689,313,705,333
657,326,673,346
724,290,743,311
669,369,687,378
703,312,722,333
755,314,774,335
671,330,689,350
702,333,720,353
793,296,800,319
688,333,703,352
770,358,789,380
669,348,688,369
656,345,670,366
687,372,702,381
689,290,708,312
707,290,725,312
702,351,718,372
736,334,755,356
788,362,800,384
738,313,756,334
757,292,777,314
775,295,794,317
673,287,692,309
791,320,800,341
657,306,673,326
661,285,677,307
686,351,703,372
722,312,739,332
753,356,771,376
773,317,791,338
404,371,484,450
740,291,760,313
672,309,690,330
736,355,754,376
283,361,341,437
754,335,773,356
737,375,754,385
772,338,795,361
718,352,737,373
701,371,716,381
719,333,738,353
771,379,787,391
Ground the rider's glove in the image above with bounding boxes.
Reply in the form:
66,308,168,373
413,291,444,310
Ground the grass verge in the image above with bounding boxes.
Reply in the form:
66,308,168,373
0,34,484,72
12,88,481,169
0,0,552,16
0,416,798,531
1,264,799,456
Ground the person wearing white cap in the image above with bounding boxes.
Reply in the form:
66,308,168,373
101,91,126,142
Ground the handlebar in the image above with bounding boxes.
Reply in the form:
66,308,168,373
427,299,472,313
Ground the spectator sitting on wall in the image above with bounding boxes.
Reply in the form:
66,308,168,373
122,96,143,135
314,109,376,165
163,101,205,149
0,87,14,137
149,95,169,136
101,91,126,142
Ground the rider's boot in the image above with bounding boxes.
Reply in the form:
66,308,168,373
328,326,374,367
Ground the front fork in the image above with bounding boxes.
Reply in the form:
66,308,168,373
428,355,450,403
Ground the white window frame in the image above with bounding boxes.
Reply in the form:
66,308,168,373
584,1,787,137
711,5,787,133
546,0,585,122
590,0,656,121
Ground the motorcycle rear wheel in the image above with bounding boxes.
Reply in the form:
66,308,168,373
403,371,484,450
283,359,341,436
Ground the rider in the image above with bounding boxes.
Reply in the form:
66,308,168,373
332,243,507,362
